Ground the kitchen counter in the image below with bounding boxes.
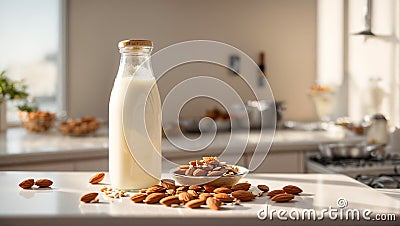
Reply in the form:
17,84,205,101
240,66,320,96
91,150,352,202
0,172,398,226
0,127,363,167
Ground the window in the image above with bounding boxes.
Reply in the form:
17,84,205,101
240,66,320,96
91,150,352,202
0,0,65,123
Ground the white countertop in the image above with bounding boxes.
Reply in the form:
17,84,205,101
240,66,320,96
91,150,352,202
0,127,364,166
0,172,398,226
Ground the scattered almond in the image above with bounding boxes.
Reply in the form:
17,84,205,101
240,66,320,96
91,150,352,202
130,193,147,203
213,187,232,194
283,185,303,194
231,183,251,191
271,193,295,202
80,192,98,203
146,185,166,195
144,193,167,204
206,197,221,210
188,185,202,192
19,179,34,189
199,193,214,201
187,190,199,198
161,179,175,189
231,190,256,202
267,189,285,197
185,199,205,209
178,192,193,203
203,185,216,193
89,172,105,184
160,195,181,206
257,185,269,192
35,179,53,188
214,193,234,202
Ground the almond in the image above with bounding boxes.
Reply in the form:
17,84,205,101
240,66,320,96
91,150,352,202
199,193,214,201
192,169,207,176
130,193,147,203
35,179,53,188
213,187,232,194
257,185,269,192
202,156,218,163
146,185,166,194
178,192,193,203
174,169,186,175
187,190,199,198
267,189,285,197
145,193,167,204
185,167,195,176
89,172,105,184
80,192,98,203
188,185,202,192
161,179,176,189
185,199,205,209
179,165,190,169
166,189,175,196
203,185,216,193
176,186,188,192
231,183,251,191
207,170,224,176
271,193,295,202
206,197,221,210
231,190,256,201
283,185,303,194
19,179,34,189
160,195,181,206
214,193,234,202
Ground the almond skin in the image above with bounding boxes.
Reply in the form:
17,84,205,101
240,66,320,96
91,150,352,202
207,170,224,176
214,193,234,202
231,183,251,191
178,192,193,203
19,179,34,189
89,172,105,184
231,190,256,201
185,199,205,209
283,185,303,194
257,185,269,192
144,193,167,204
80,192,98,203
271,193,295,202
213,187,232,194
160,195,181,206
35,179,53,188
267,189,285,197
130,193,147,203
206,197,221,210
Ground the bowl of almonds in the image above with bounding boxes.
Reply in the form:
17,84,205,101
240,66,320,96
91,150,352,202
171,157,249,187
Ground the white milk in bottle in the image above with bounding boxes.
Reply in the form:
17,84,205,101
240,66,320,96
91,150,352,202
109,40,161,190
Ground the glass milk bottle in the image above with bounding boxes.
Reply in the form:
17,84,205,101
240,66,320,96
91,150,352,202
109,40,161,190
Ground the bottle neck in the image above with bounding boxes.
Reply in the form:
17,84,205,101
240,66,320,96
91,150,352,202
117,50,153,79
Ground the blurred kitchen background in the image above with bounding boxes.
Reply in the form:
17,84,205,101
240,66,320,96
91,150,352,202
0,0,400,189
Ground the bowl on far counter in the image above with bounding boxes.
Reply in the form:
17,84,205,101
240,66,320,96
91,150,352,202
18,110,56,133
58,116,101,136
171,165,249,187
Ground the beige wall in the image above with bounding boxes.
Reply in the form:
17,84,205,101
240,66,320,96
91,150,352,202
67,0,317,121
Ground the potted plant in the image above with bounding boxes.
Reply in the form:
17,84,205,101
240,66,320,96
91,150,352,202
0,70,29,131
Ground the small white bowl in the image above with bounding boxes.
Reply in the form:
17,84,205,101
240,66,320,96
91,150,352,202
171,165,249,187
